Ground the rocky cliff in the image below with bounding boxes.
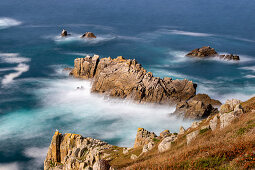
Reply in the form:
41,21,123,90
70,55,220,119
45,97,255,169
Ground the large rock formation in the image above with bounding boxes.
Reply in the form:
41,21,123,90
70,55,196,104
134,128,157,148
174,94,221,119
69,55,221,119
186,46,240,61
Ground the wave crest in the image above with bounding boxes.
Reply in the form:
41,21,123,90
0,17,22,29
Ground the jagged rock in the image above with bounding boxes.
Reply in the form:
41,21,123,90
186,46,218,57
130,154,138,160
158,134,177,153
186,130,199,145
142,142,155,153
186,46,240,61
174,94,220,119
134,128,157,148
44,131,113,170
160,130,171,138
93,160,110,170
209,115,218,131
81,32,96,38
178,126,185,135
219,54,240,61
70,56,199,117
220,99,242,114
219,100,244,129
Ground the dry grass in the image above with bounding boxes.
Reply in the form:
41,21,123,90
112,109,255,169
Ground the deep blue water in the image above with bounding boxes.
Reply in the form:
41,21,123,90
0,0,255,169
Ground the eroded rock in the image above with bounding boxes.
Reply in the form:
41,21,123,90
158,134,177,153
134,128,157,148
186,130,199,145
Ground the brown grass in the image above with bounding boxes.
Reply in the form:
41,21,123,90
110,109,255,169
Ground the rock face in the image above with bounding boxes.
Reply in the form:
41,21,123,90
70,55,196,105
186,46,218,57
159,130,171,138
186,130,199,144
186,46,240,61
174,94,221,119
44,131,113,170
158,134,177,153
81,32,96,38
134,128,157,148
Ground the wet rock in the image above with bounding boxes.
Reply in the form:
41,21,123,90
174,94,220,119
134,128,157,148
186,46,218,57
158,134,177,153
61,29,68,37
81,32,96,38
219,54,240,61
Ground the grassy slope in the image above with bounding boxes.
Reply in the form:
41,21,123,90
109,98,255,169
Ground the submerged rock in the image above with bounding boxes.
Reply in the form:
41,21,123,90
219,54,240,61
81,32,96,38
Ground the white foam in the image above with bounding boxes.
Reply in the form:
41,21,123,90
0,162,19,170
24,147,48,164
1,63,30,85
0,17,22,29
245,75,255,79
52,33,116,45
0,53,31,63
168,29,213,37
240,66,255,72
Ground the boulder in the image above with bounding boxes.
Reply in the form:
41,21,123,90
81,32,96,38
174,94,220,119
209,115,218,131
158,134,177,153
186,130,199,145
142,142,155,153
220,99,242,114
134,128,157,148
61,29,68,37
186,46,218,57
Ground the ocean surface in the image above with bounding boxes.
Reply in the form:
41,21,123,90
0,0,255,169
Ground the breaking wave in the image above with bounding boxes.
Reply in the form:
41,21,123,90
0,17,22,29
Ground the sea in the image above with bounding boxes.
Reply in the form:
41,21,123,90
0,0,255,169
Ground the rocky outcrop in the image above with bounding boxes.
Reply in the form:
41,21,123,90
178,126,185,135
174,94,221,119
134,128,157,148
159,130,171,138
61,29,68,37
81,32,96,38
186,46,240,61
186,46,218,57
186,130,199,144
44,131,114,170
158,134,177,153
69,55,223,119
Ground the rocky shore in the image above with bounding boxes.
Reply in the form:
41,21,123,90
69,55,220,119
44,97,254,169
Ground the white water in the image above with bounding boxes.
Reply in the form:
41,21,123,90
0,18,21,29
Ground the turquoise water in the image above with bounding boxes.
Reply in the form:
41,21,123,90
0,0,255,169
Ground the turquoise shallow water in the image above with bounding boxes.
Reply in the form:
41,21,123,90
0,0,255,169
